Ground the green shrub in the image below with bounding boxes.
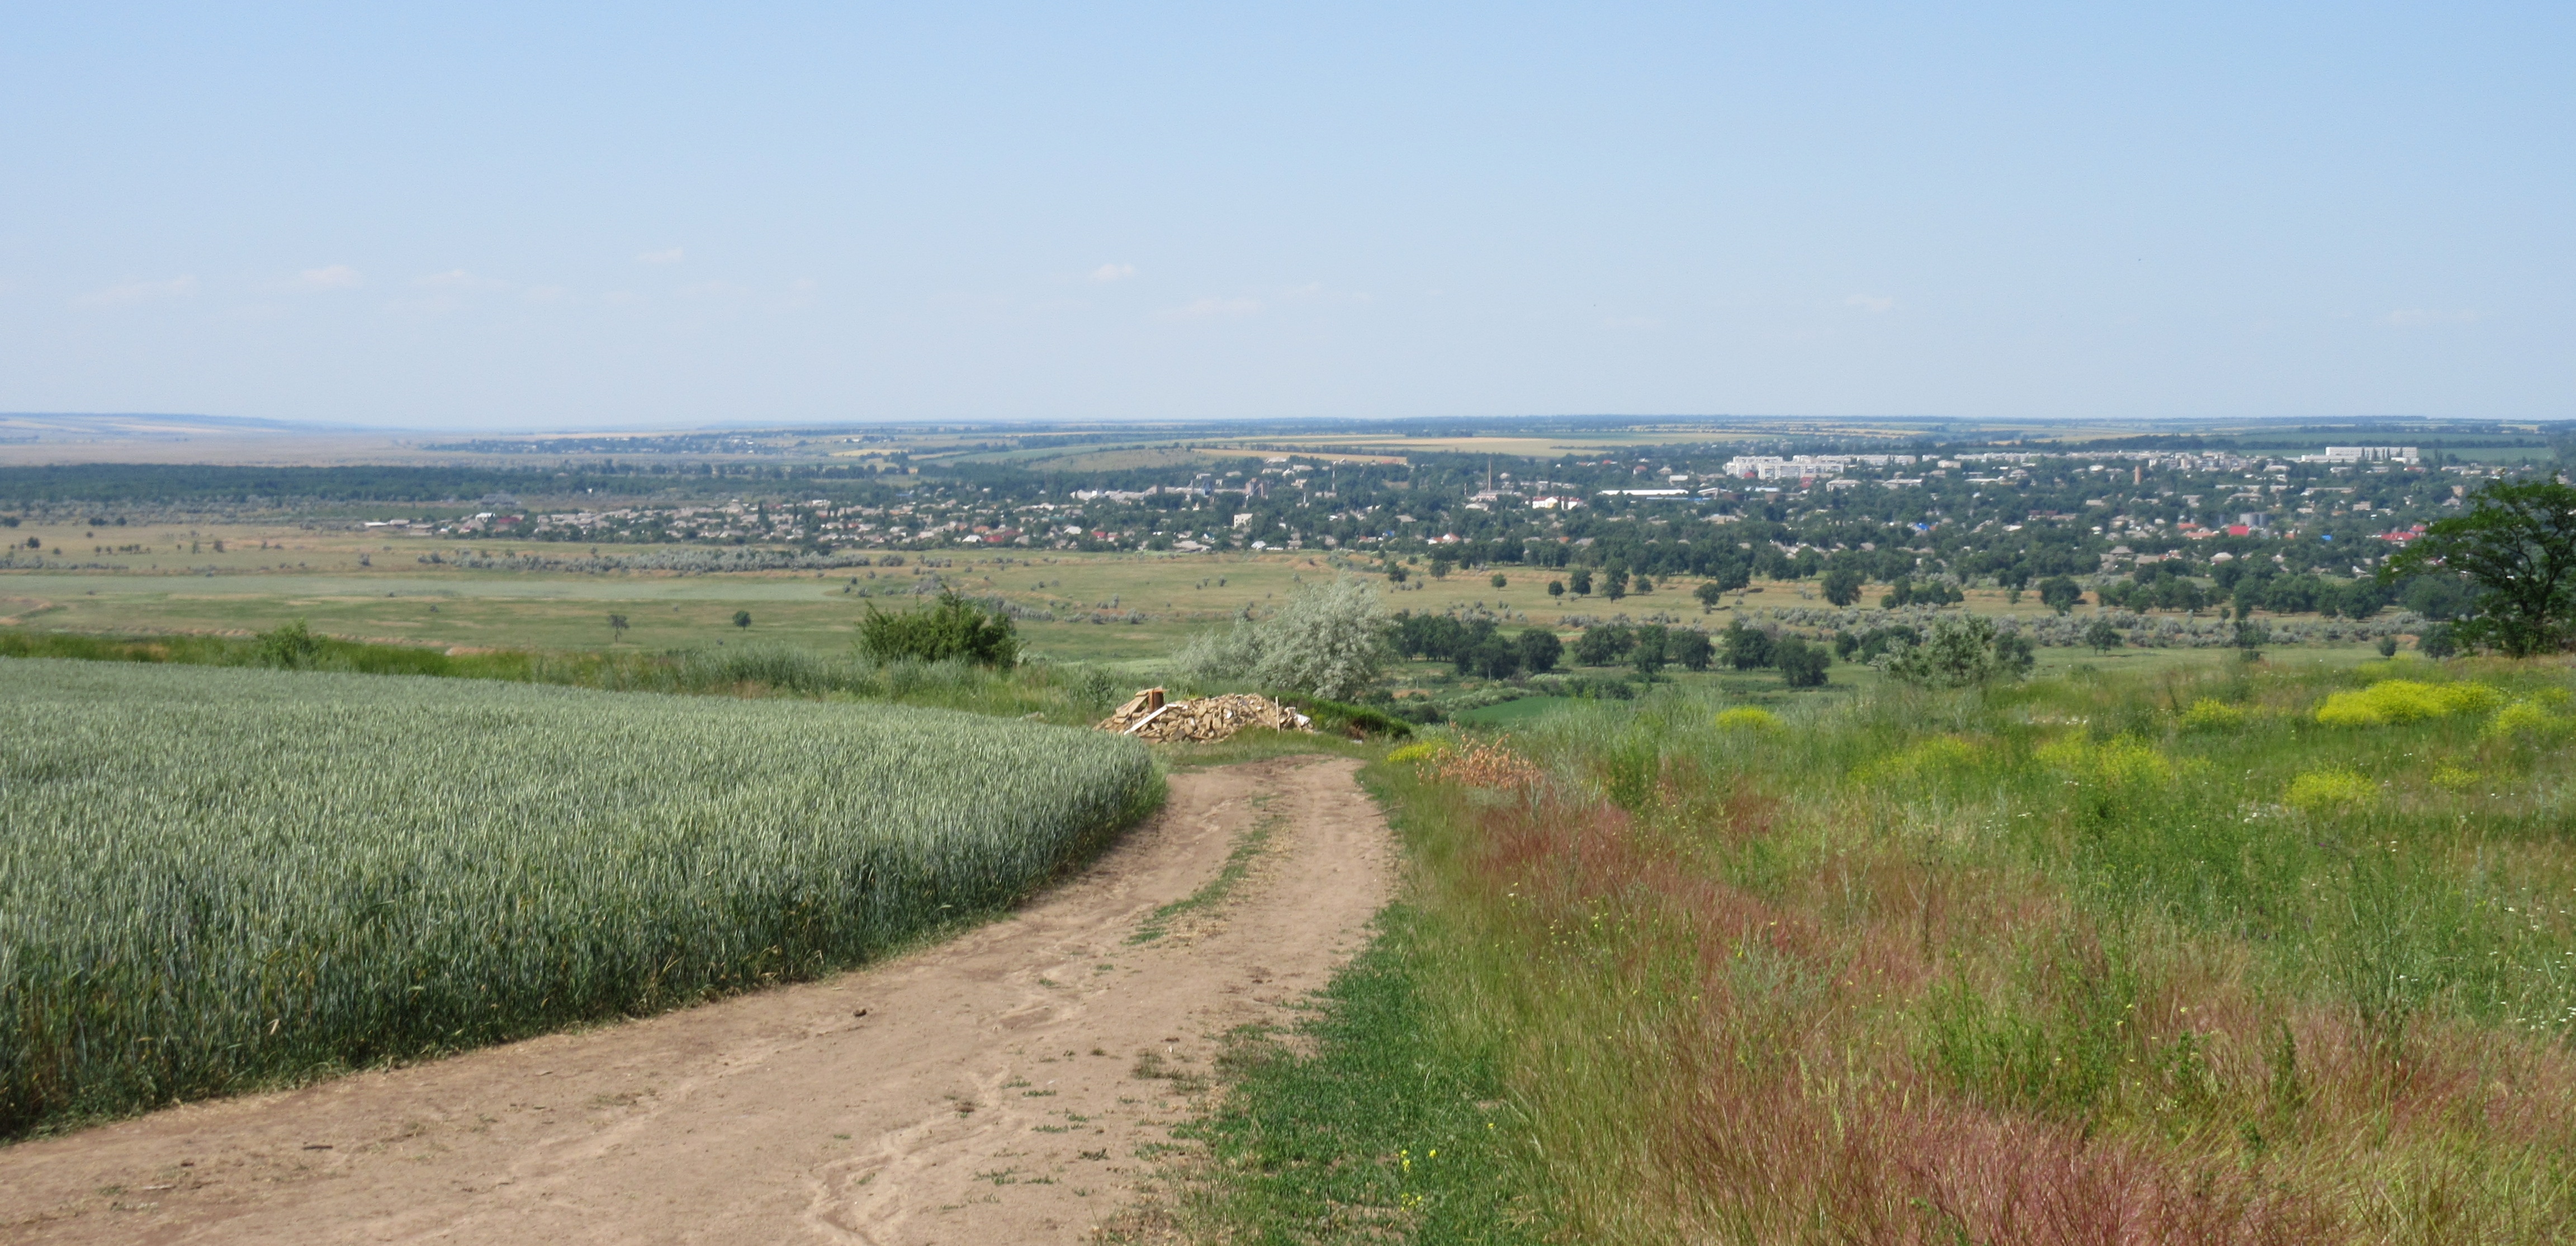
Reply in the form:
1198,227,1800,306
1882,614,2034,688
253,619,323,669
857,591,1022,667
1172,577,1391,700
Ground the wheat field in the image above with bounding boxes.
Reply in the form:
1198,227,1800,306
0,657,1158,1136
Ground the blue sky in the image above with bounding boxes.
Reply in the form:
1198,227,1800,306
1,3,2567,429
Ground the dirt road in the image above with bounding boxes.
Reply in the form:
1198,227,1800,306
0,755,1393,1245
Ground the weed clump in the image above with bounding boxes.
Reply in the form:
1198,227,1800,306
2179,697,2247,731
2486,697,2575,743
2286,768,2378,813
2313,678,2501,726
2034,735,2172,788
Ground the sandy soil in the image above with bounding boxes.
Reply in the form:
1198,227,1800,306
0,755,1392,1245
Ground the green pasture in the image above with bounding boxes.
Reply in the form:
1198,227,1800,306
5,520,2407,680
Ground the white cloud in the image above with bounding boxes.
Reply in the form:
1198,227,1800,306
679,279,750,301
294,264,362,291
76,276,197,307
1161,296,1261,320
1088,263,1136,282
416,269,508,291
638,247,685,265
2381,308,2482,327
1845,293,1897,314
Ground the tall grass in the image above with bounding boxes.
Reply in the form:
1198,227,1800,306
0,657,1158,1138
1376,656,2576,1242
0,628,1133,722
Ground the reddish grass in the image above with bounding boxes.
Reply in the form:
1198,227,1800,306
1433,766,2576,1243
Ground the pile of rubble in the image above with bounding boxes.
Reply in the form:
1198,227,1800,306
1096,689,1315,742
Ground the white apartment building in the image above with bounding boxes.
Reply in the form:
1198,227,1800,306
2299,446,2420,465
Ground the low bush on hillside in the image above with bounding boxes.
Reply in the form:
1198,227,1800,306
856,591,1021,666
1172,576,1390,702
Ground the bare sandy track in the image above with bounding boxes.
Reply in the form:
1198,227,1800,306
0,755,1392,1245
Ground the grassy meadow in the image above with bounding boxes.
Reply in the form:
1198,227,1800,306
1,517,2403,707
1191,656,2576,1243
0,658,1159,1138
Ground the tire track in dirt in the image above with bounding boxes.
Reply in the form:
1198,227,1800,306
0,755,1393,1245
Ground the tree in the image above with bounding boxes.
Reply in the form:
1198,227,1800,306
2083,617,2123,653
1882,615,2033,688
2398,572,2474,620
1775,635,1829,687
1459,636,1521,680
2038,576,2083,615
2383,479,2576,657
1669,629,1713,671
1631,625,1670,678
1569,567,1593,596
2233,619,2271,655
1821,566,1864,608
1694,581,1725,612
1603,569,1628,601
732,610,752,629
1490,572,1508,589
608,613,629,641
1547,579,1565,599
1574,624,1633,666
1722,620,1774,670
1516,627,1563,674
1428,557,1453,579
1386,562,1408,584
2418,622,2459,658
